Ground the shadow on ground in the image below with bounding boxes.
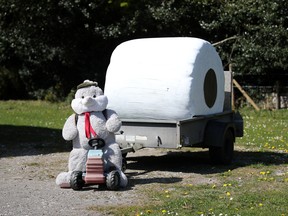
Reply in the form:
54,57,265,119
1,124,287,180
126,149,288,175
0,125,70,157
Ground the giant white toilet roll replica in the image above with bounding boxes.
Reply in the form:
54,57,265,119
104,37,225,121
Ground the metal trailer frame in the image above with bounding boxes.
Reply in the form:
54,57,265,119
118,111,243,149
116,71,244,164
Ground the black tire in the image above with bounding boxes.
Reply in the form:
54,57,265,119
209,129,234,165
122,157,127,172
70,171,85,190
106,170,121,190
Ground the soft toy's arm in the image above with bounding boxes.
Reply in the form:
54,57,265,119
105,109,122,133
62,114,78,141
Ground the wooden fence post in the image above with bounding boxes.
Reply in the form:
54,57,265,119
275,81,280,109
229,64,260,111
233,79,260,111
229,65,235,110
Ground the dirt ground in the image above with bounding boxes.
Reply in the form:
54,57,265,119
0,148,220,216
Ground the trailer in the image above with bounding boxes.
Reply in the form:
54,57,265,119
104,37,243,164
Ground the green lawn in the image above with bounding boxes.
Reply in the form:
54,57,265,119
0,100,71,129
0,100,72,156
0,101,287,215
237,107,288,153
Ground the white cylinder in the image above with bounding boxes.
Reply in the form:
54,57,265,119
104,37,224,121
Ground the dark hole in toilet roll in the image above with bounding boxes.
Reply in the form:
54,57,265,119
204,69,217,108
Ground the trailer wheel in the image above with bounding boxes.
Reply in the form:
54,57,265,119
70,171,85,190
106,170,121,190
209,129,234,165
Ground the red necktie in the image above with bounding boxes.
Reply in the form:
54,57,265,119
84,112,97,139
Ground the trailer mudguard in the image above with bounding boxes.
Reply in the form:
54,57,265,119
204,121,235,148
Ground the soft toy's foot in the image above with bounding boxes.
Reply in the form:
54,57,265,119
59,182,71,188
56,172,72,188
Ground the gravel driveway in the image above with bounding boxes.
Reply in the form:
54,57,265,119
0,148,217,216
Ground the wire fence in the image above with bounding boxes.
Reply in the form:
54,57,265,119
233,85,288,109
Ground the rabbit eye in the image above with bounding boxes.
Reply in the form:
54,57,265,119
93,95,96,98
82,96,84,99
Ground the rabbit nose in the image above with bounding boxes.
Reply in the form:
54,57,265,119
82,96,94,105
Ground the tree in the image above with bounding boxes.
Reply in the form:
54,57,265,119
0,0,123,99
0,0,287,100
201,0,288,79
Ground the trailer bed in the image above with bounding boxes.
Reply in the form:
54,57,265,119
117,111,243,153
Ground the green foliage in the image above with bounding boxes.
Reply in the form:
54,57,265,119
203,0,288,76
0,66,27,99
0,0,287,99
0,0,118,98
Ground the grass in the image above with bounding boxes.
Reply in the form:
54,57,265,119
0,101,287,215
237,107,288,153
0,100,72,156
0,100,71,129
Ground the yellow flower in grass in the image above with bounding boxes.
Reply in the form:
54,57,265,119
146,210,152,214
259,203,263,207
